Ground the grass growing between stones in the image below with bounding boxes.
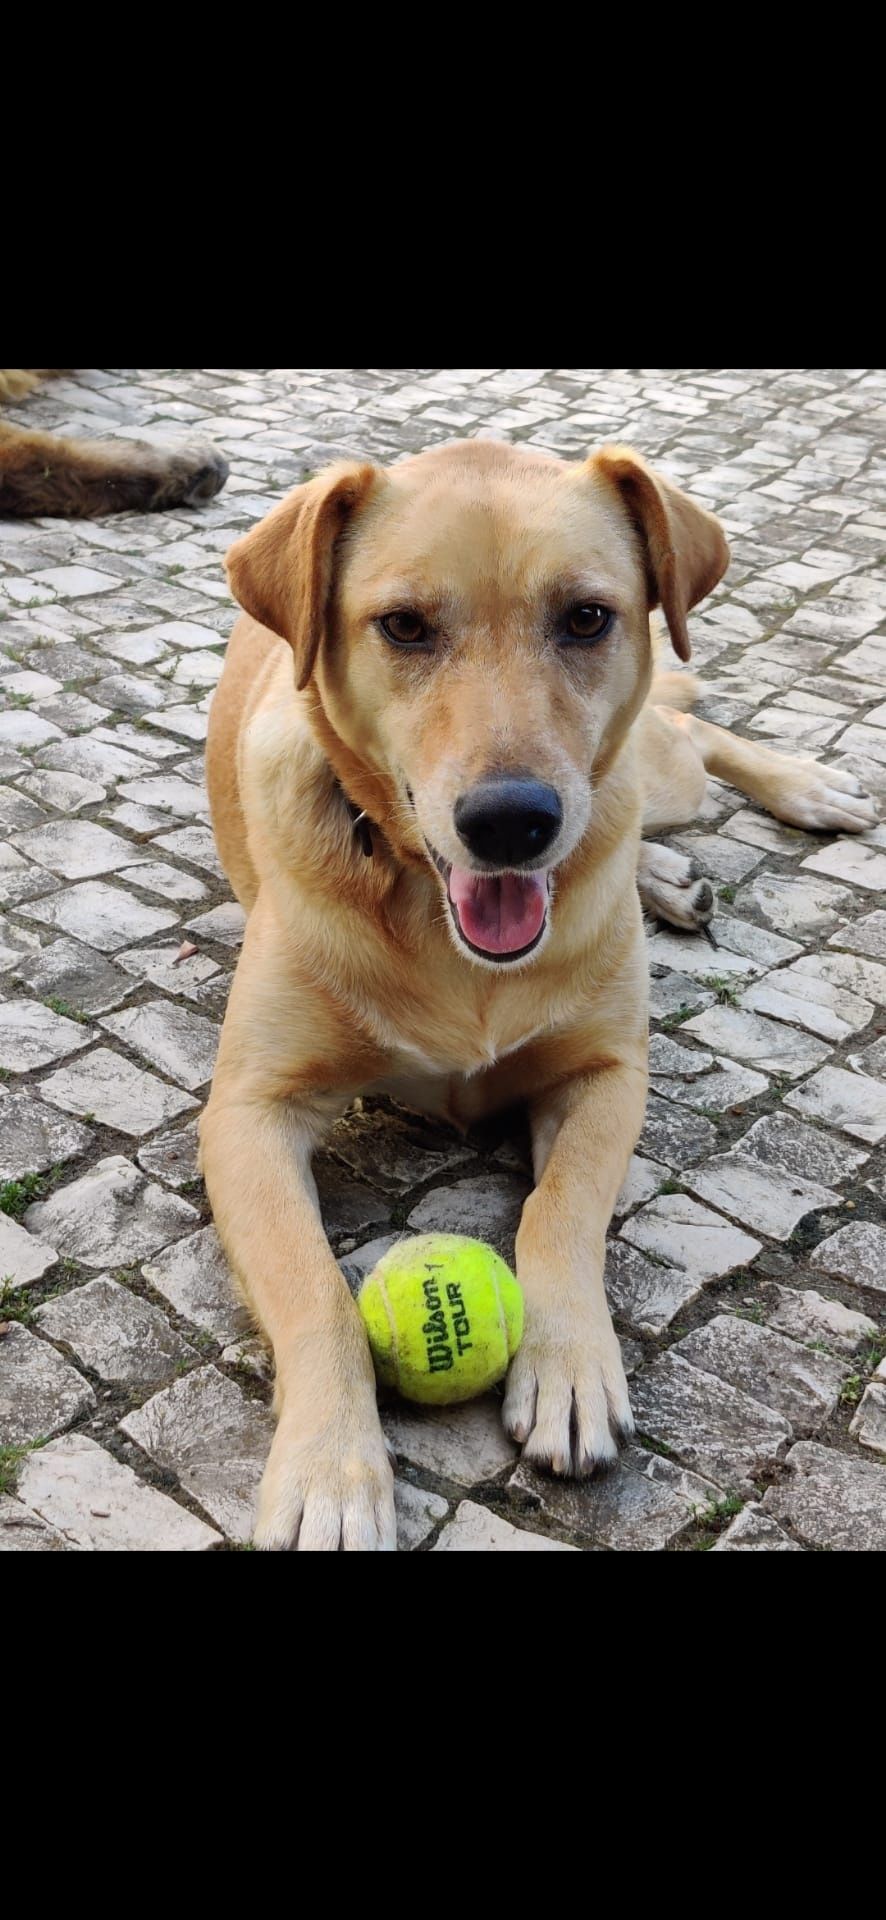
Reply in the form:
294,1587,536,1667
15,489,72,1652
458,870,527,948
41,996,89,1024
701,975,741,1006
0,1279,35,1325
0,1171,56,1219
689,1493,744,1550
0,1438,48,1495
659,1005,694,1031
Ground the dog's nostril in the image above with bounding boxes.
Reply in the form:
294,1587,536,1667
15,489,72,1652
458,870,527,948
454,778,562,867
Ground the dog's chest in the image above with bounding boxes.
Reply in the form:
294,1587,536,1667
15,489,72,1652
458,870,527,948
368,984,555,1118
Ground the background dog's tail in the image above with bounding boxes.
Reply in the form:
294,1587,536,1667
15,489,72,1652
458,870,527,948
0,369,228,518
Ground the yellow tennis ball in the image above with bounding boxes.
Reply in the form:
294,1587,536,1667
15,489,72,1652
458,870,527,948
358,1233,523,1406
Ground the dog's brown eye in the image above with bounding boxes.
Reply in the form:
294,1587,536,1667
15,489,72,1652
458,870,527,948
379,611,427,647
564,604,613,643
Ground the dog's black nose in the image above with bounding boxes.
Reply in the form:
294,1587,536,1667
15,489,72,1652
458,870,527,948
454,779,562,867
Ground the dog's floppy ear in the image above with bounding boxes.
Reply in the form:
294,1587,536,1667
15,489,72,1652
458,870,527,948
225,461,379,690
589,446,729,662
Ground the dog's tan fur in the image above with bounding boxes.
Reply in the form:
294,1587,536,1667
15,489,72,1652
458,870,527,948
0,369,228,516
202,438,876,1551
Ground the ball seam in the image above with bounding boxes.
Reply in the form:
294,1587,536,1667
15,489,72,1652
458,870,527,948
490,1262,510,1360
374,1268,399,1378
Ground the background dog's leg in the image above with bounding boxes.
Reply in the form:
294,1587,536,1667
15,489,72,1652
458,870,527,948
0,421,228,517
684,714,877,833
503,1051,648,1476
636,704,714,929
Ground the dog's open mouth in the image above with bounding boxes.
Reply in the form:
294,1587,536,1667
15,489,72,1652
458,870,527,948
441,861,550,961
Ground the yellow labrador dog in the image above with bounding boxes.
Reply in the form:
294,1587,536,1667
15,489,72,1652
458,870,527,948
202,439,876,1551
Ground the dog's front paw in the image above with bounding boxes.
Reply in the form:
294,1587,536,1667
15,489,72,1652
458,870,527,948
503,1308,633,1477
254,1406,396,1551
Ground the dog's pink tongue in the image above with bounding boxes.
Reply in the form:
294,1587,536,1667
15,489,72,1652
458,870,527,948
448,867,548,954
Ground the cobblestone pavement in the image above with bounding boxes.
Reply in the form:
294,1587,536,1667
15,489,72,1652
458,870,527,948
2,367,885,1552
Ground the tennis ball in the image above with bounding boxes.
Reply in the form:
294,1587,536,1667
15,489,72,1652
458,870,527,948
358,1233,523,1406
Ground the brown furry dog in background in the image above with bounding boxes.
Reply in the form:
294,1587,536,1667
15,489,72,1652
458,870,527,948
0,369,228,517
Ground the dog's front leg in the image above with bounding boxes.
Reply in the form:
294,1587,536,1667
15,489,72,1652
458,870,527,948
504,1056,648,1475
200,1089,395,1552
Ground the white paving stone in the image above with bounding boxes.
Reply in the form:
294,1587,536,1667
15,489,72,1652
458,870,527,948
12,818,142,880
764,1285,878,1357
121,1366,273,1542
810,1223,886,1294
24,1156,199,1269
0,1321,96,1445
649,1056,769,1110
0,1210,58,1290
35,1274,198,1385
116,776,208,818
383,1395,517,1486
31,565,120,597
671,1314,849,1434
39,1045,198,1134
24,879,179,951
605,1239,703,1334
152,825,225,878
682,1004,832,1079
687,1151,839,1241
136,1119,200,1190
612,1154,669,1217
0,711,64,750
509,1445,716,1550
801,839,886,891
847,1033,886,1079
830,910,886,962
785,1066,886,1144
735,872,853,935
99,999,219,1091
130,620,224,652
790,949,886,1006
184,901,247,946
395,1481,449,1550
631,1352,791,1494
0,1495,73,1552
742,965,874,1042
16,768,107,813
711,1506,803,1551
849,1384,886,1457
11,937,135,1017
432,1501,576,1552
114,943,220,997
0,999,94,1073
0,1084,92,1181
15,1433,221,1551
116,861,207,903
142,1226,249,1342
762,1442,886,1552
620,1193,761,1283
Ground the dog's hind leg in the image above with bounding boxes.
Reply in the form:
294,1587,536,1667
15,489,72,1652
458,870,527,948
635,701,715,931
683,714,878,833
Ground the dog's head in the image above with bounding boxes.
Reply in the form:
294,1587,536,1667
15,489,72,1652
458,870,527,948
226,440,728,968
